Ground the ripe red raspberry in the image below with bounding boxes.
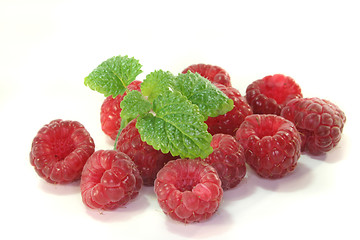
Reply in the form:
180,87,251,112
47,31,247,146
100,80,141,140
154,159,223,223
281,98,346,155
199,134,246,190
246,74,302,115
30,119,95,184
205,83,253,136
236,114,301,178
182,63,232,87
80,150,142,210
116,119,177,186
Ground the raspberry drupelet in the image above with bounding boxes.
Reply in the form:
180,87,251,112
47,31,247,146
200,134,246,190
154,159,223,223
80,150,142,210
30,119,95,184
182,63,232,87
116,119,177,186
246,74,302,115
100,80,141,140
205,83,253,136
281,97,346,155
236,114,301,178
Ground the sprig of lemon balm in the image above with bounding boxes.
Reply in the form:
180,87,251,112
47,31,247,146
84,55,234,159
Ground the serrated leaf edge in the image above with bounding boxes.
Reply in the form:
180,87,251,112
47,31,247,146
136,91,213,159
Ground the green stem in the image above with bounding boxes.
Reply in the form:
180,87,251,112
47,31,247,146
113,129,121,150
113,87,130,150
113,121,125,150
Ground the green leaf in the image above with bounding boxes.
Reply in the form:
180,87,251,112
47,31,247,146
136,91,213,159
140,70,175,102
84,55,142,97
120,90,152,127
140,70,234,119
175,71,234,119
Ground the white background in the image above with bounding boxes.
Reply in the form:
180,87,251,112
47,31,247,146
1,0,359,239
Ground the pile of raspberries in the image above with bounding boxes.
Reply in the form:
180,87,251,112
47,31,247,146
30,63,346,223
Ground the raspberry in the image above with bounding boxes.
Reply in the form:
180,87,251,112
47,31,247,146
30,119,95,184
205,83,253,136
80,150,142,210
281,98,346,155
100,80,141,140
246,74,302,115
236,114,301,178
154,159,223,223
116,119,177,186
199,134,246,190
182,63,232,87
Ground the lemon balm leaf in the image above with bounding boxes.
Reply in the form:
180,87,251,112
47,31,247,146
136,91,213,159
175,71,234,119
140,70,175,102
120,90,152,127
140,70,233,119
84,55,142,97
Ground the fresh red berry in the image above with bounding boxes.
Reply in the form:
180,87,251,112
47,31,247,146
199,134,246,190
154,159,223,223
246,74,302,115
236,114,301,178
182,63,232,87
281,97,346,155
100,80,142,140
80,150,142,210
30,119,95,184
205,83,253,136
116,119,177,186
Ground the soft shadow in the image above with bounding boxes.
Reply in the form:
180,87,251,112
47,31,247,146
303,152,327,161
255,162,313,192
140,185,156,196
105,136,115,147
165,207,233,239
222,172,256,202
301,133,349,164
323,133,348,164
85,187,150,222
39,179,80,195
